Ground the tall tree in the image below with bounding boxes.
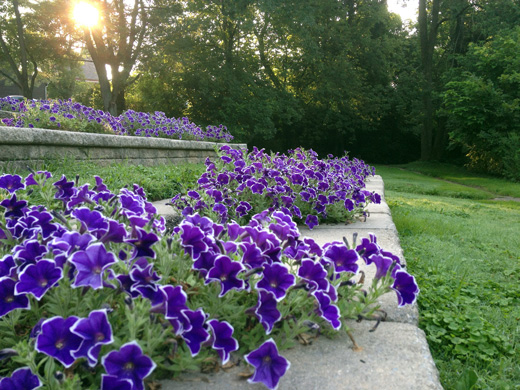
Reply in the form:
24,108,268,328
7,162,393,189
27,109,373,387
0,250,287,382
418,0,443,160
78,0,150,115
0,0,80,99
0,0,40,98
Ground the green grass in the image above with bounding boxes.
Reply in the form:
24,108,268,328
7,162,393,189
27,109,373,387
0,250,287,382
383,161,520,198
376,163,520,390
0,157,205,201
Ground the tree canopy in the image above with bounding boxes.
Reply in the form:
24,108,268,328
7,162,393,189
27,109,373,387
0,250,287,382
1,0,519,178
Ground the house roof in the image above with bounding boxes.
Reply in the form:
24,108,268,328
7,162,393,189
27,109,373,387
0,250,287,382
81,59,99,83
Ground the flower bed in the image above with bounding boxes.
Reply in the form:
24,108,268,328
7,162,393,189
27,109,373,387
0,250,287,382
172,146,381,229
0,165,418,389
0,97,233,142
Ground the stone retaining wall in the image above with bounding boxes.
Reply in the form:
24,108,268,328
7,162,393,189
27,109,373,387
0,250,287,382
0,126,247,168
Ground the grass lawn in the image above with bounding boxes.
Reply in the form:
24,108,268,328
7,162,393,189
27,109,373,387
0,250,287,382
0,158,205,202
376,163,520,390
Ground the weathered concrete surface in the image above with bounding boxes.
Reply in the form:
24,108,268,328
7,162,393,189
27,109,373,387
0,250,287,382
160,322,441,390
153,175,443,390
0,126,247,168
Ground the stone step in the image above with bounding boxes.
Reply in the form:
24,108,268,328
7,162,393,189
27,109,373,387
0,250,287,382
152,175,444,390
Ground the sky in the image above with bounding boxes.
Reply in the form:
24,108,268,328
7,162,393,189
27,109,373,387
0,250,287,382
386,0,418,23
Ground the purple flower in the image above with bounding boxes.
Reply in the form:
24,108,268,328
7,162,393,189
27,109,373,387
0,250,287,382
26,209,59,239
192,251,218,277
0,255,16,279
256,263,295,301
53,175,75,201
240,242,267,269
355,234,381,264
93,175,109,192
99,219,128,243
371,254,395,280
187,190,200,199
244,339,290,390
70,243,117,290
71,309,114,367
207,319,239,364
0,194,28,218
217,173,230,185
101,375,133,390
179,222,209,260
305,214,319,230
67,184,95,208
72,208,109,236
0,277,30,318
313,290,342,330
297,259,328,290
153,285,189,334
24,170,52,187
180,308,210,356
102,341,156,390
206,255,246,297
391,268,420,307
13,240,48,268
0,367,42,390
322,244,359,275
344,198,354,211
35,316,82,368
125,227,159,259
254,289,281,335
0,174,25,193
15,260,63,300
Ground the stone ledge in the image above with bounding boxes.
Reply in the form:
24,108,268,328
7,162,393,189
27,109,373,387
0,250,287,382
161,321,442,390
0,126,247,168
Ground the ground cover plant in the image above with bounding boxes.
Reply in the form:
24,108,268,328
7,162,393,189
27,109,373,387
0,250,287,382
171,146,381,229
0,97,233,142
377,164,520,390
0,161,418,389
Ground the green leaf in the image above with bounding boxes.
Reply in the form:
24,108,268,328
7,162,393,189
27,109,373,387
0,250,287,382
454,369,478,390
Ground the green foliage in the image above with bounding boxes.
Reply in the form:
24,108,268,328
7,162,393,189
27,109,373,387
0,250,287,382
0,158,205,202
382,164,520,389
442,26,520,180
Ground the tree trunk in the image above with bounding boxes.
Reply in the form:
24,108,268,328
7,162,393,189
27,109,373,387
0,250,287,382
418,0,442,160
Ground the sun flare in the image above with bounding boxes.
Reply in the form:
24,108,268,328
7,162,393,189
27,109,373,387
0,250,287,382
73,1,100,28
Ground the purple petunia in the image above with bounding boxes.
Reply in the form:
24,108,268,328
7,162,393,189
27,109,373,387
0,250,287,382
207,319,239,364
102,341,156,390
126,227,159,259
0,367,42,390
0,277,30,318
313,290,342,330
0,194,28,218
254,289,282,335
305,214,319,230
297,259,328,291
35,316,82,368
391,268,420,307
70,243,117,290
322,244,359,275
0,174,25,193
244,339,290,390
180,308,210,356
206,255,246,297
71,309,114,367
15,260,63,300
256,263,295,301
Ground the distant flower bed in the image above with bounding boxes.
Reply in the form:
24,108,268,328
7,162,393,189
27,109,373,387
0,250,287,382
0,168,418,390
0,97,234,142
172,146,381,228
